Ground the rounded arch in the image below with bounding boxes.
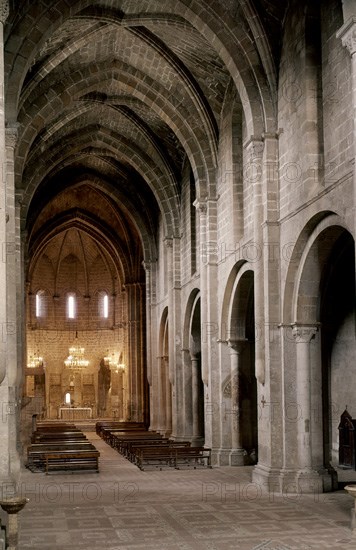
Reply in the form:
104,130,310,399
23,173,158,265
221,261,254,341
159,306,169,358
282,212,354,324
182,288,200,351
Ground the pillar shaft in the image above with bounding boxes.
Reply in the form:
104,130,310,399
292,324,318,470
228,339,247,465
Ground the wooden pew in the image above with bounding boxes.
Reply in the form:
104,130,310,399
173,447,212,469
96,421,146,437
135,446,212,471
129,441,191,464
32,431,87,443
101,426,149,444
110,432,162,453
27,442,96,469
45,451,100,474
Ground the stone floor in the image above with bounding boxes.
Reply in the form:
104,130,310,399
9,432,356,549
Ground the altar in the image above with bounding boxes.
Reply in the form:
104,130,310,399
59,407,93,420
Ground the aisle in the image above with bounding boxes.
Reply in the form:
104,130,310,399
15,432,356,550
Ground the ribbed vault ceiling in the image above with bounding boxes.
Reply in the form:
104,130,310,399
4,0,287,284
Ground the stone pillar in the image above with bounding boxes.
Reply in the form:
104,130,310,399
156,355,164,433
165,236,183,440
143,260,157,429
251,132,284,491
5,123,21,478
337,18,356,267
291,324,323,492
190,353,201,445
0,0,9,386
181,348,193,440
125,282,145,422
164,355,172,437
0,1,20,486
244,137,265,385
228,339,248,465
194,197,219,458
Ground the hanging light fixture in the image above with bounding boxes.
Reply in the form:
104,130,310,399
27,351,43,369
104,350,125,373
64,332,89,369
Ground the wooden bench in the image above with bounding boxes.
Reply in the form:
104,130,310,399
110,432,162,453
32,431,87,443
135,446,212,470
96,421,146,437
101,427,149,444
129,441,191,464
45,451,100,474
27,442,96,469
173,447,212,469
134,446,179,470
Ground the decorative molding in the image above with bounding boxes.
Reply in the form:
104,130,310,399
193,198,207,214
142,259,157,271
222,374,238,398
243,135,264,152
163,237,173,248
0,0,9,25
291,323,319,344
337,17,356,56
227,338,247,353
5,124,19,149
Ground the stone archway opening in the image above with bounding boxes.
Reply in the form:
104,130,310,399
190,296,204,447
227,268,258,466
291,223,356,492
319,231,356,476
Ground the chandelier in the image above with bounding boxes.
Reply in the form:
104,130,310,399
64,333,89,369
27,352,43,369
104,351,125,373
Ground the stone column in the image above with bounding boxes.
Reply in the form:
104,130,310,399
5,124,21,478
164,355,172,437
125,282,145,422
181,348,193,440
0,0,9,386
142,261,154,419
156,355,164,433
337,17,356,274
194,197,219,457
165,236,183,440
228,339,248,465
0,1,19,486
292,323,323,492
244,137,265,385
190,352,203,446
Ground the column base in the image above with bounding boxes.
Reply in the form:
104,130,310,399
213,448,250,466
253,463,335,494
190,436,205,447
214,449,231,466
230,448,249,466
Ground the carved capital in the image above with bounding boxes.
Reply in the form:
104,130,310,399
193,198,207,214
227,338,247,354
243,135,264,155
164,237,173,248
291,323,319,344
0,0,9,25
337,18,356,56
142,259,156,271
5,124,19,149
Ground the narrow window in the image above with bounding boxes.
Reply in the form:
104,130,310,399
103,294,109,318
35,292,41,318
67,294,76,319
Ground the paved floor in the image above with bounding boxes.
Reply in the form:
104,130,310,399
10,432,356,549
